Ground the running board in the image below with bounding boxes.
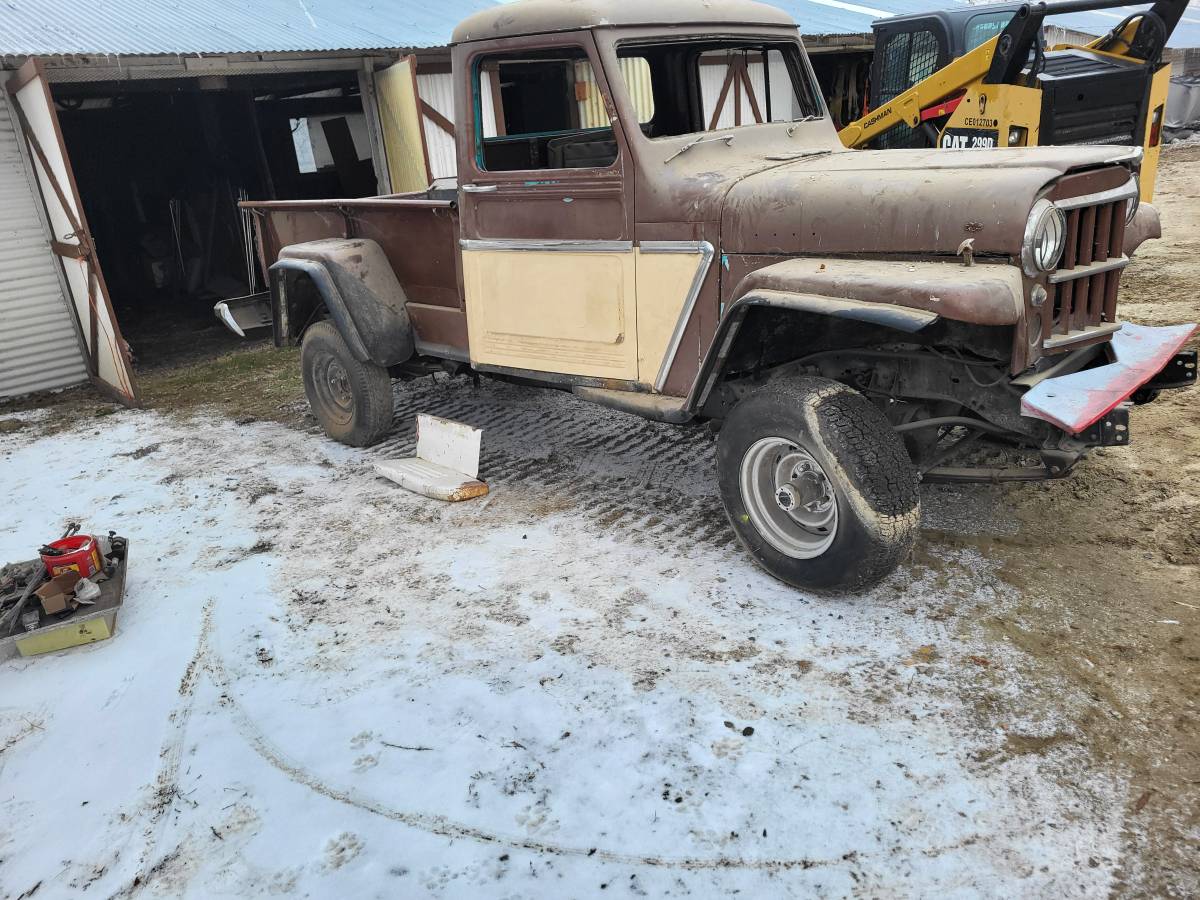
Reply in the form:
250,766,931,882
571,387,692,424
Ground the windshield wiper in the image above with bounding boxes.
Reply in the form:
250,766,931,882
786,115,823,136
664,133,734,164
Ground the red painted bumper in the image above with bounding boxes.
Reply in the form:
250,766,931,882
1021,322,1197,434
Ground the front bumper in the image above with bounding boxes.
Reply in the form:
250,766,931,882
1021,322,1197,434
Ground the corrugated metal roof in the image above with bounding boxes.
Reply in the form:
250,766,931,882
0,0,1194,56
776,0,1200,49
0,0,498,56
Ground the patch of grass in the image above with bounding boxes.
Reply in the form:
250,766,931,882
138,345,304,423
0,345,306,438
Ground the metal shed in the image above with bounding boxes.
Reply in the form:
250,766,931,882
0,0,493,403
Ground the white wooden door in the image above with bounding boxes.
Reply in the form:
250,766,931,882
6,60,138,404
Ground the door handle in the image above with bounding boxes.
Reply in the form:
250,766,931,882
462,184,498,193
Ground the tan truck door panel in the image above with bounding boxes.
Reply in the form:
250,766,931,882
455,35,639,381
461,240,637,378
634,242,714,390
6,60,138,405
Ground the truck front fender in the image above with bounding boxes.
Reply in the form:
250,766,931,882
270,238,414,368
687,257,1025,411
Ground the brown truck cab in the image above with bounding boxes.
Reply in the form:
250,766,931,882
233,0,1197,591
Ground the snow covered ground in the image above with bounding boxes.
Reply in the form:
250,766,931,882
0,380,1131,897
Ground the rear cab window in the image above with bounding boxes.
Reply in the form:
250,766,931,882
964,11,1014,51
612,38,824,139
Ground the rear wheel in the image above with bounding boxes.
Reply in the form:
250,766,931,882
717,376,921,592
301,321,394,447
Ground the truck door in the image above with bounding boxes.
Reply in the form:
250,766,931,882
454,35,639,382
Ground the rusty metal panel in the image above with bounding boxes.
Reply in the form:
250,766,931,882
0,95,88,399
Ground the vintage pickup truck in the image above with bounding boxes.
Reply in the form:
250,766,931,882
226,0,1196,591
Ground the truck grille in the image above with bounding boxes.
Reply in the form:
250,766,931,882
1043,191,1131,351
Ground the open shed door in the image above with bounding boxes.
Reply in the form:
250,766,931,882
6,60,138,405
376,56,434,193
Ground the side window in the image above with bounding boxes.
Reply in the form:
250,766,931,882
877,32,913,104
964,12,1013,51
907,31,940,84
475,48,618,172
615,56,655,125
877,30,940,103
874,29,942,149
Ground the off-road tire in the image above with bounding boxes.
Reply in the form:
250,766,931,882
300,321,394,447
717,376,921,592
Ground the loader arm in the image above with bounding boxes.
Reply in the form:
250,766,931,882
838,36,999,148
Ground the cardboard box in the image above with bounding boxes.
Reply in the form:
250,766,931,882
35,572,81,616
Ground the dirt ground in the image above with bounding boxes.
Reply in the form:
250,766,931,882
919,144,1200,897
1,147,1197,896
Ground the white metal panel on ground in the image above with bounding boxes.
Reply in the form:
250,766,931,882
0,96,88,399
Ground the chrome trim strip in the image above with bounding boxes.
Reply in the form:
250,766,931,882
460,238,633,252
1055,179,1138,211
641,241,715,392
1102,146,1143,167
1048,255,1129,283
1043,322,1122,351
640,240,708,254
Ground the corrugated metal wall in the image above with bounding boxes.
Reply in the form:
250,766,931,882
575,58,654,129
0,96,89,399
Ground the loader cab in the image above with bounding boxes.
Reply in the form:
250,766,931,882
867,4,1022,147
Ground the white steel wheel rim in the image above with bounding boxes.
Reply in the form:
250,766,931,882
739,437,838,559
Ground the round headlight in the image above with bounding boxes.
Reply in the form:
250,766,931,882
1022,199,1066,276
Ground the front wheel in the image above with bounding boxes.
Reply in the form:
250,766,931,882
717,377,920,592
300,320,394,447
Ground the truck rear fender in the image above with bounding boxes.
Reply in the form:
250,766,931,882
687,257,1025,412
269,238,414,367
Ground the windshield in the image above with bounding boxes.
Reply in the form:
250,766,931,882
614,39,824,139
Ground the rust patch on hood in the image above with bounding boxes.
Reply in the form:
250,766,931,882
720,146,1133,257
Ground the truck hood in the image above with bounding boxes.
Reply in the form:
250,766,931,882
720,145,1134,257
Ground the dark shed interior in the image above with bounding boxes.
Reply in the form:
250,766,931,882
52,72,377,367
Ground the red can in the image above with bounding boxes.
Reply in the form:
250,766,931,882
41,534,102,579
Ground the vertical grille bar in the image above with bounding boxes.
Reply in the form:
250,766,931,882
1062,209,1080,268
1104,200,1128,323
1078,205,1097,266
1072,206,1097,332
1088,206,1113,322
1044,284,1058,341
1056,209,1081,335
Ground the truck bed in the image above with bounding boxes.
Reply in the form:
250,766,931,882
240,186,467,357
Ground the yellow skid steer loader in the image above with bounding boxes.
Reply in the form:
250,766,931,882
838,0,1185,200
